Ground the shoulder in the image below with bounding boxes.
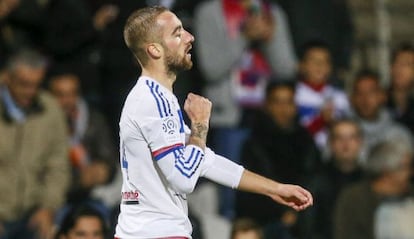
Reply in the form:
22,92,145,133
385,122,413,142
38,90,64,117
124,79,175,123
269,2,288,19
329,86,349,101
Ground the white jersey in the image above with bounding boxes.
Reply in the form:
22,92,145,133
115,76,244,239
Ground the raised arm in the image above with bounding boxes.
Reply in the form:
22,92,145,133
144,93,212,194
184,93,211,150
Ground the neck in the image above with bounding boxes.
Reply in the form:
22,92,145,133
372,177,405,197
303,79,326,92
334,159,358,173
141,66,176,92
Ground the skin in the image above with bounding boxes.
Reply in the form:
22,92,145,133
233,230,262,239
390,51,414,113
0,0,19,19
241,0,275,43
49,75,110,187
265,86,296,129
300,48,332,85
372,155,412,197
49,74,79,117
352,77,385,121
5,64,45,109
329,122,362,173
391,51,414,90
59,216,104,239
139,10,313,212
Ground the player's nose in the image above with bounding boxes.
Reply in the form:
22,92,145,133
184,30,194,43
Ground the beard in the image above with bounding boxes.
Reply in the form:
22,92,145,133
164,48,193,74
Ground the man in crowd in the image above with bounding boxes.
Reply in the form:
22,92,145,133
334,138,414,239
0,50,70,239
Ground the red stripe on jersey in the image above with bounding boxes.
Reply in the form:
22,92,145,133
152,143,184,160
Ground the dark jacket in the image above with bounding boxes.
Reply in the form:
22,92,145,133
334,181,379,239
236,111,320,223
66,107,117,203
308,161,364,239
387,90,414,135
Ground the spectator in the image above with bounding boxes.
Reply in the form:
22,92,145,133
277,0,354,83
236,81,320,239
308,119,364,239
195,0,297,129
194,0,297,219
387,43,414,134
334,138,414,239
347,0,414,81
295,40,350,150
0,50,70,239
231,218,263,239
55,204,108,239
43,0,119,104
48,71,117,206
350,69,412,162
99,1,147,141
0,0,45,65
0,0,20,67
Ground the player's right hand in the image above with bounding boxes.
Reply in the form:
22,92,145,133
184,93,212,125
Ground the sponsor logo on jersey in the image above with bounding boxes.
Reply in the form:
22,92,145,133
121,190,140,205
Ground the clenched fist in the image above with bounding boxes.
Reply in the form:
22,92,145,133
184,93,212,149
184,93,212,125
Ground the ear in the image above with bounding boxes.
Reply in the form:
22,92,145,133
147,43,162,60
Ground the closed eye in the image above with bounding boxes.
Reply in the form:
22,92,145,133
172,25,182,36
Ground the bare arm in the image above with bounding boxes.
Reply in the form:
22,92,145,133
238,170,313,211
184,93,211,150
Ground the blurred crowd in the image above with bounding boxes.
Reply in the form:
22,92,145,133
0,0,414,239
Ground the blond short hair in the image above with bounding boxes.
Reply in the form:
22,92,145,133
123,5,168,66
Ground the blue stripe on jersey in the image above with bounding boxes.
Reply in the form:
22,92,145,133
146,80,164,118
175,156,202,178
177,109,184,133
178,149,202,169
154,144,183,161
121,143,128,169
174,148,203,178
155,84,169,117
155,86,172,117
298,105,319,118
157,145,203,178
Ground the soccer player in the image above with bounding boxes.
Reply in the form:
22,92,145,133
115,6,313,239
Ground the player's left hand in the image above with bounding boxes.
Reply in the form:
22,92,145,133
269,183,313,211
